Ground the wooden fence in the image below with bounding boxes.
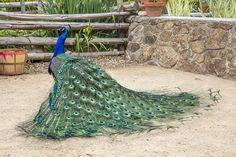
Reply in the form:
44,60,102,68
0,0,135,60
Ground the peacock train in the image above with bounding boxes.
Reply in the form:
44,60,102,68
20,25,200,139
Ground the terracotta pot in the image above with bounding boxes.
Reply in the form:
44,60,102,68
200,0,209,13
201,3,209,13
0,49,27,76
139,0,168,17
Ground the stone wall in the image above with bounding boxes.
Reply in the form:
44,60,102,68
126,16,236,77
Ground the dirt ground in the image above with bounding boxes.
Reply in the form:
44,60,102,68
0,65,235,157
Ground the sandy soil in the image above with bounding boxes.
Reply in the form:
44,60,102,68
0,65,235,157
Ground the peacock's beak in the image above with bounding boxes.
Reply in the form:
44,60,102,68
58,25,71,34
65,25,72,32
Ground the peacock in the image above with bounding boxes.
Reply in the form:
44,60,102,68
21,25,200,139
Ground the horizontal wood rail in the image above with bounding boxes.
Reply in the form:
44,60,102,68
0,37,127,45
0,2,38,8
27,51,125,61
0,20,129,30
0,11,131,21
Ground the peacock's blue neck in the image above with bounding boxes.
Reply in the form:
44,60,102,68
52,30,68,58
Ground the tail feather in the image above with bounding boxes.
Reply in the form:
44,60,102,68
21,55,200,139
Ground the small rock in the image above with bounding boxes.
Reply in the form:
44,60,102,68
144,25,160,34
221,48,234,60
208,22,233,30
192,54,205,63
230,34,236,48
175,24,190,34
229,68,236,76
207,50,221,58
141,46,154,61
152,46,178,68
189,27,207,41
143,35,157,44
205,28,227,49
179,50,192,60
190,40,205,54
230,58,236,68
164,22,175,30
159,31,172,42
175,60,194,72
174,37,189,51
214,59,227,76
127,43,140,52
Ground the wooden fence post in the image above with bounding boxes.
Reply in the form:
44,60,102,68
116,0,127,51
20,0,26,13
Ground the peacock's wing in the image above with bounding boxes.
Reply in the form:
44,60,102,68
21,54,200,139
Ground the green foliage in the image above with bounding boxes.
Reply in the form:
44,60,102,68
0,0,35,2
43,0,116,14
208,0,236,18
75,27,107,53
0,30,46,37
167,0,193,16
42,0,127,52
190,0,200,12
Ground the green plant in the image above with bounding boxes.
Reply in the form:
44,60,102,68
75,27,107,53
190,0,200,12
208,0,236,18
43,0,115,14
0,30,46,37
167,0,193,16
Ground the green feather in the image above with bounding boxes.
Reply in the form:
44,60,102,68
21,54,200,139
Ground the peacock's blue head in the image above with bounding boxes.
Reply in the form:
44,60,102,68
58,25,71,35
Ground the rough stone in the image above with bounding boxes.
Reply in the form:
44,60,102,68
127,43,140,52
175,24,190,34
199,24,209,32
157,22,165,29
128,35,134,41
141,46,154,61
221,49,234,60
207,50,221,58
208,22,233,30
164,22,175,30
189,26,209,41
230,34,236,48
152,46,178,68
214,59,227,76
179,50,192,60
143,35,157,44
191,41,205,54
230,57,236,68
144,25,159,34
131,25,144,35
192,54,205,63
159,31,172,42
205,28,227,49
205,58,215,74
174,36,189,51
126,16,236,78
179,61,207,74
229,69,236,76
175,60,195,72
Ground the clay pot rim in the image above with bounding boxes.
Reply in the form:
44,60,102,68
139,0,168,7
0,49,27,55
